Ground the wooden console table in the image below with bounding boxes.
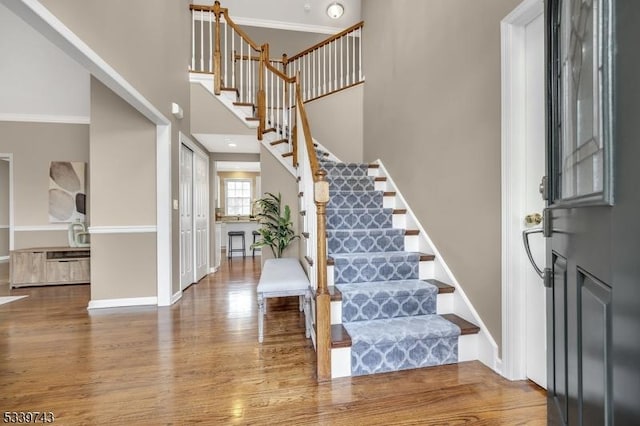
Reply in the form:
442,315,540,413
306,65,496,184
10,247,90,288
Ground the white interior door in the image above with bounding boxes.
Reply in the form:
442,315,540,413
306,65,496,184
180,144,194,290
523,11,546,389
194,152,209,280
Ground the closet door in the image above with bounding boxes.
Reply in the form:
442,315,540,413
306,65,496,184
194,152,209,280
180,144,194,289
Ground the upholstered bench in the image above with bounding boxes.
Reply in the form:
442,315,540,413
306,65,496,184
257,257,310,343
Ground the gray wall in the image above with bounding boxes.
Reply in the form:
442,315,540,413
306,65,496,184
240,25,328,60
41,0,192,296
305,84,363,162
0,121,89,249
259,145,299,264
90,78,157,301
362,0,520,350
190,83,256,135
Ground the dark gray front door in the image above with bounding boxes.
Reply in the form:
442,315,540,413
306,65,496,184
545,1,640,425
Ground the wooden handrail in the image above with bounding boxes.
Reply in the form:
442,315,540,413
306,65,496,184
295,77,320,180
287,21,364,63
234,53,283,63
191,3,261,52
220,9,261,52
265,61,296,84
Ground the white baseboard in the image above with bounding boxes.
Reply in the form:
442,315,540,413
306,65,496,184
209,266,219,274
87,296,158,309
0,256,9,263
171,291,182,304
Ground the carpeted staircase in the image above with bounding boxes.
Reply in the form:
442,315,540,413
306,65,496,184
319,154,462,376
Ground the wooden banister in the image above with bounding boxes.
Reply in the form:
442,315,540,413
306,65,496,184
295,77,320,179
287,21,364,63
294,72,330,381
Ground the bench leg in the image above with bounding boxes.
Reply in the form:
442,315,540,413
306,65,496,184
303,292,311,339
258,294,265,343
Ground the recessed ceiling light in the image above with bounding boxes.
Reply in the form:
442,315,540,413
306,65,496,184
227,143,237,147
327,2,344,19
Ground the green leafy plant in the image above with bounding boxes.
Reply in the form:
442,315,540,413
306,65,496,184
251,192,299,258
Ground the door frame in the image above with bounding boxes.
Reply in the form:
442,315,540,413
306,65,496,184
500,0,544,381
179,132,210,289
0,154,14,252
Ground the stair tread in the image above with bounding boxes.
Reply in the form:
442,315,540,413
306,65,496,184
343,314,461,343
245,117,260,121
233,102,254,107
329,286,342,301
282,152,294,158
441,314,481,335
270,139,289,146
331,324,352,349
423,279,455,294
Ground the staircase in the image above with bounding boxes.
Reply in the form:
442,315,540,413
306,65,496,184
190,1,491,380
311,151,480,377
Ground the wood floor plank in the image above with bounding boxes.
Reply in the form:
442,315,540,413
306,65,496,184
0,258,546,424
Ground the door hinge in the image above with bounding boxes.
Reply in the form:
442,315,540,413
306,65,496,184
539,176,549,201
543,208,552,237
543,267,552,288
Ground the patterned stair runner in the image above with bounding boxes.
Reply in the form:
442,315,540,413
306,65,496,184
319,155,461,376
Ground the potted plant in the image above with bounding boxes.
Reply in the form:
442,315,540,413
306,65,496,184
251,192,299,258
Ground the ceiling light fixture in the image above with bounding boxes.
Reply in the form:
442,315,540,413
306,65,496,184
227,142,237,147
326,2,344,19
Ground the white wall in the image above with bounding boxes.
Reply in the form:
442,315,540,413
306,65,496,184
0,3,89,121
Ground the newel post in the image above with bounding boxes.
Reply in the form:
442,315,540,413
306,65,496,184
281,53,288,76
213,1,222,95
314,169,331,381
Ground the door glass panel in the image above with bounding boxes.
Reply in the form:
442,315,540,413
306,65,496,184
553,0,612,205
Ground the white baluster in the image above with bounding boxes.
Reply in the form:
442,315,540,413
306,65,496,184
328,43,332,92
334,39,337,90
340,36,344,88
346,32,350,86
191,11,195,70
352,30,356,84
200,14,204,71
358,28,363,82
323,44,326,95
208,11,212,73
224,20,228,85
276,76,280,134
240,40,243,102
231,29,236,89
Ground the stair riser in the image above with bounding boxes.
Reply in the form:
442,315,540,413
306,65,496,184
328,177,375,192
333,257,419,284
327,259,434,287
330,292,452,324
328,192,384,210
327,210,393,230
350,336,458,376
330,334,476,379
327,231,405,254
341,292,437,322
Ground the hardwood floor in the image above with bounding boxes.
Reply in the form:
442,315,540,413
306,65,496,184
0,257,546,425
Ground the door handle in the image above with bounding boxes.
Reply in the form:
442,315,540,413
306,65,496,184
522,228,545,278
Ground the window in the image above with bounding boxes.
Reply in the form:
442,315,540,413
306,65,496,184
225,179,251,215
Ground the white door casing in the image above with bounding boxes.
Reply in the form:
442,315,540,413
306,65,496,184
501,0,547,385
523,11,546,388
180,144,194,290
